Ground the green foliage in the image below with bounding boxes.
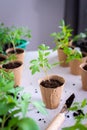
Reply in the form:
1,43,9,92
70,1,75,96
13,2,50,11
0,54,17,66
50,19,73,50
29,44,58,76
32,101,48,115
73,32,86,42
0,23,10,53
0,22,31,53
62,123,87,130
62,99,87,130
64,47,82,62
0,69,47,129
7,26,31,49
16,117,40,130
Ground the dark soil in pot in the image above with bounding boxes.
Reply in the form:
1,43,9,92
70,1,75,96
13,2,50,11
83,65,87,70
40,79,63,88
3,62,22,69
8,48,24,54
0,56,6,62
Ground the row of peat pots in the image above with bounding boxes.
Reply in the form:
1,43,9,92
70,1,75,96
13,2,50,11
58,48,87,91
0,47,24,87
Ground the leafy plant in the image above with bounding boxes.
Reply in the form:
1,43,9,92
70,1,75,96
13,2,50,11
73,32,87,42
62,99,87,130
50,19,73,50
0,23,10,53
6,26,31,51
64,47,82,62
0,22,31,53
0,68,47,130
29,44,58,77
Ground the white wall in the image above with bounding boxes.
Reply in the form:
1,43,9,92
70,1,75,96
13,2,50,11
0,0,65,50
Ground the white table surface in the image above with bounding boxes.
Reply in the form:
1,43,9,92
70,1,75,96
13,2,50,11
21,50,87,130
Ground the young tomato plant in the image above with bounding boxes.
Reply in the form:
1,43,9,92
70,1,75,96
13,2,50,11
7,26,31,52
62,99,87,130
29,44,58,77
50,19,73,50
0,68,47,130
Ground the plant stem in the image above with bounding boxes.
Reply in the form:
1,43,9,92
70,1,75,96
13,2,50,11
1,115,6,128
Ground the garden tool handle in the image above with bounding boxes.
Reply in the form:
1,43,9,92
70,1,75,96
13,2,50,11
46,113,65,130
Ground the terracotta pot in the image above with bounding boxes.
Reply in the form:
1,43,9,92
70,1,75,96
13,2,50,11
2,61,23,87
6,48,25,63
38,75,65,109
69,55,87,75
80,63,87,91
57,49,69,67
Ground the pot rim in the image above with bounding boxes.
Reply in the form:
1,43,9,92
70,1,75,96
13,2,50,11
38,74,65,86
6,47,24,54
80,63,87,71
2,60,23,69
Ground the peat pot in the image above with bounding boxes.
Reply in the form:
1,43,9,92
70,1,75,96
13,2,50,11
80,63,87,91
69,53,87,75
57,49,69,67
2,61,23,87
39,75,65,109
6,48,25,63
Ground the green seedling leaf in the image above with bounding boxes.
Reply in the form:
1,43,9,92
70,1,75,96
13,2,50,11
32,101,48,115
29,43,58,77
81,98,87,108
39,43,50,50
17,117,40,130
50,19,72,50
20,93,31,117
62,123,87,130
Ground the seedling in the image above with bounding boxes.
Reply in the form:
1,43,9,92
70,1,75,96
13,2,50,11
0,22,31,53
0,23,10,53
0,68,47,129
29,44,58,78
62,99,87,130
7,26,31,52
63,47,82,63
50,20,73,50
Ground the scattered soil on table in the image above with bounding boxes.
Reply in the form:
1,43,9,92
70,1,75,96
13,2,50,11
40,79,63,88
73,109,84,117
83,65,87,71
8,49,24,54
3,62,22,69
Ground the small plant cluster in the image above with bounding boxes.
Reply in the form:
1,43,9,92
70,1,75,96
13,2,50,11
50,20,72,50
0,68,47,130
50,19,87,63
0,22,31,53
29,44,58,77
62,99,87,130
